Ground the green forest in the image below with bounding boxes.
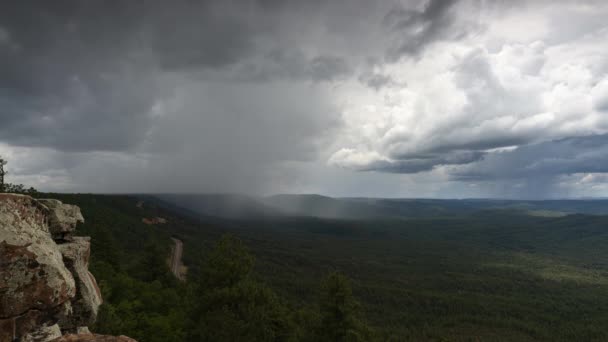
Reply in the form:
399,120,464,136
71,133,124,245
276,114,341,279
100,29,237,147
46,194,374,342
45,194,608,341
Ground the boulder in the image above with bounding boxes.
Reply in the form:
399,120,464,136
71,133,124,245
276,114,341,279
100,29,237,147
57,237,103,329
51,334,137,342
0,194,76,322
20,324,62,342
76,327,92,334
0,194,134,341
37,199,84,240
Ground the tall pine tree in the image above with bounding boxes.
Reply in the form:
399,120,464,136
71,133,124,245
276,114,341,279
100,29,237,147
190,235,294,341
316,272,375,342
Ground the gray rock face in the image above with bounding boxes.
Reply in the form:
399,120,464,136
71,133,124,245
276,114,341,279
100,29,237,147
0,194,76,320
51,334,137,341
0,194,108,342
58,237,103,329
37,199,85,240
21,324,62,342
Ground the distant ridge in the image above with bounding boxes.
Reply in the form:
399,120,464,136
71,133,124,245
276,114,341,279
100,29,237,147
263,194,386,219
149,193,608,220
154,193,283,219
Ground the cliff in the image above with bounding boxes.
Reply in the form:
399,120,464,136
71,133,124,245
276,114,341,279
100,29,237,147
0,194,135,342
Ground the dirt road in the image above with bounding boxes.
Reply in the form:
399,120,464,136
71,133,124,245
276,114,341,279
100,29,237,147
170,237,185,281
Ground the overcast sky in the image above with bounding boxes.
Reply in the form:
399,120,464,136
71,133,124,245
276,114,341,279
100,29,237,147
1,0,608,198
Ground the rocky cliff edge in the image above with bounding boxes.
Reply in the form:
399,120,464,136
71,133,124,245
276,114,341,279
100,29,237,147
0,194,135,342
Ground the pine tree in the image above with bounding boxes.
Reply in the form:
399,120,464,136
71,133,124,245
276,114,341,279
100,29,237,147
317,272,374,342
138,241,170,282
0,158,7,192
191,235,294,341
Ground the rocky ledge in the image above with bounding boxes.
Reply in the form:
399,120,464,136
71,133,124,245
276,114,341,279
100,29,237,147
51,334,136,341
0,194,135,342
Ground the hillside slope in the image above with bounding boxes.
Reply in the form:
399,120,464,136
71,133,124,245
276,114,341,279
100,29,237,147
29,193,608,341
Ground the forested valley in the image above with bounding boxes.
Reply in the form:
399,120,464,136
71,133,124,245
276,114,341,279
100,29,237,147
44,193,608,341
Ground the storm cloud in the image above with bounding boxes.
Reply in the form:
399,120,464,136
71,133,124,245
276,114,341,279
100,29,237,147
0,0,351,193
1,0,608,197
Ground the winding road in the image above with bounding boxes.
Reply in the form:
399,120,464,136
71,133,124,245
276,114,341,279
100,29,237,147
170,237,185,281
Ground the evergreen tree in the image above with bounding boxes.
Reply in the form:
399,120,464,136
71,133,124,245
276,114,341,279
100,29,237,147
137,240,171,282
198,235,254,289
0,157,6,192
91,227,122,272
316,272,374,342
190,235,294,341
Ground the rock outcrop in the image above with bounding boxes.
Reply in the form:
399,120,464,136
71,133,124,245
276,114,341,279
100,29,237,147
0,194,133,342
37,199,84,241
57,237,102,330
51,334,136,342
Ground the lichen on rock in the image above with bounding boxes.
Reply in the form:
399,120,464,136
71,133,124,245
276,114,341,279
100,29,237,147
0,195,76,321
51,334,137,342
37,199,85,241
0,194,134,342
57,237,103,329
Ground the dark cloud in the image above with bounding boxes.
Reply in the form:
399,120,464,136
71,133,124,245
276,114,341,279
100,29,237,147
0,0,467,152
370,150,486,174
309,56,352,82
357,72,399,90
592,80,608,112
383,0,468,61
2,0,607,198
331,149,485,174
149,1,267,71
450,134,608,181
0,0,159,151
222,51,351,83
0,0,347,194
0,0,347,153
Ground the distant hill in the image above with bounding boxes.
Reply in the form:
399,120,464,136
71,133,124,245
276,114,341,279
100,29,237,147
262,194,388,219
150,193,608,220
263,196,608,219
153,193,283,219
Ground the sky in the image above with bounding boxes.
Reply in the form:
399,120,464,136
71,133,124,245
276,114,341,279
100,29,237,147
1,0,608,198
